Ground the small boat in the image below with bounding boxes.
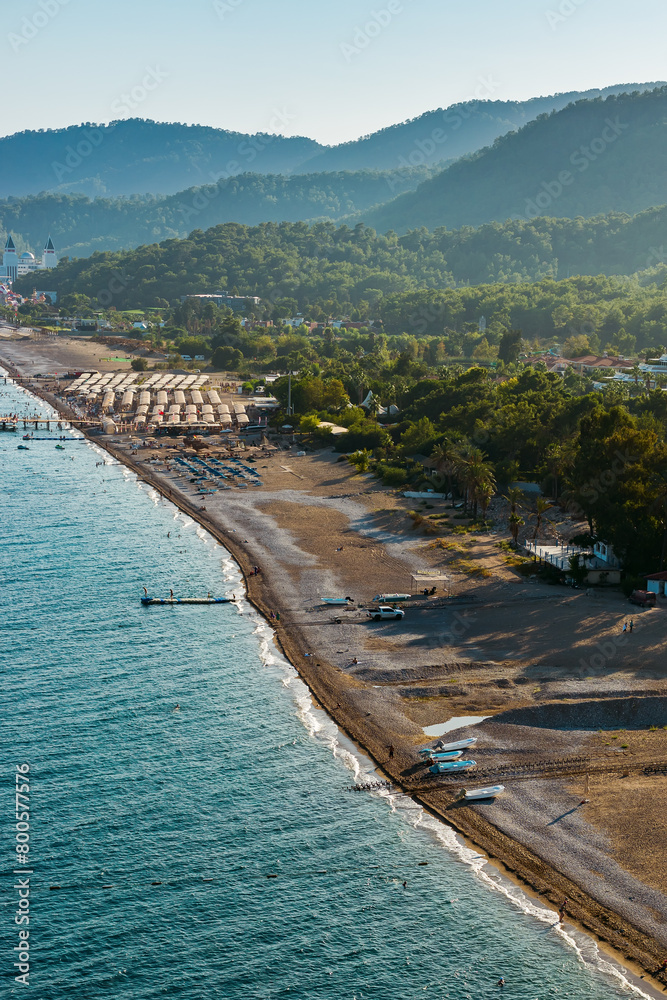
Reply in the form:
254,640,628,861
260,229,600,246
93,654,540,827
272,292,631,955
435,737,478,752
463,785,505,800
55,444,65,450
372,593,411,602
320,597,353,605
427,750,463,762
17,444,29,450
22,434,32,440
429,759,476,774
419,737,477,757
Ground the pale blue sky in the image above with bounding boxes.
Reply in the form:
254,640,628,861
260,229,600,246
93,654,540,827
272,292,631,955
5,0,666,144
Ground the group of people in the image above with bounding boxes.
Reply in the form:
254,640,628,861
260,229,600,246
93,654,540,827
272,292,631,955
622,620,634,633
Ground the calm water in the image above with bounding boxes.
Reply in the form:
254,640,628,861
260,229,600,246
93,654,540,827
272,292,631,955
0,374,653,999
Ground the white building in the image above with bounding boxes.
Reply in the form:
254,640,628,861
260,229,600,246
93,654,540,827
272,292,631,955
0,235,57,283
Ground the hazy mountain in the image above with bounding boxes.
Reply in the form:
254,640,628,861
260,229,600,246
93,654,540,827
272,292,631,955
0,119,325,200
298,83,665,173
1,83,662,202
0,166,438,258
364,87,667,233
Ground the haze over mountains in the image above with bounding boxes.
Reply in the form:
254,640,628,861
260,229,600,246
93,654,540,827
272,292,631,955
363,87,667,233
3,82,667,274
1,83,660,201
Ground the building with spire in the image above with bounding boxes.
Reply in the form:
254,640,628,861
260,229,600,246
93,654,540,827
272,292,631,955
0,235,57,282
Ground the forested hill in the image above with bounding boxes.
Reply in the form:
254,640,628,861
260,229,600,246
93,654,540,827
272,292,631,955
0,167,438,258
18,209,667,311
0,119,324,200
1,84,661,200
364,87,667,233
298,84,664,173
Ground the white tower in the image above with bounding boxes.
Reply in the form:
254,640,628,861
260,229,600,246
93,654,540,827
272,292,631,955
42,236,57,269
2,235,18,281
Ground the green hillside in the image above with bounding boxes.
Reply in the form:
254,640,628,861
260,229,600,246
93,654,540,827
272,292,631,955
17,210,667,319
364,87,667,232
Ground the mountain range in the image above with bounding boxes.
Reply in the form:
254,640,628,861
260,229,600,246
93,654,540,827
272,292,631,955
0,83,661,201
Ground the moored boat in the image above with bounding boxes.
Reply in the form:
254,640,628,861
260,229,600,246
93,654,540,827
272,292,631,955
427,750,463,762
419,736,477,756
463,785,505,800
429,759,476,774
320,597,353,605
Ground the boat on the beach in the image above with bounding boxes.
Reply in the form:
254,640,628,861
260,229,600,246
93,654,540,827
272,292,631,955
463,785,505,800
436,737,478,752
429,759,476,774
419,737,477,757
141,597,232,605
372,593,411,602
320,597,353,605
427,750,463,762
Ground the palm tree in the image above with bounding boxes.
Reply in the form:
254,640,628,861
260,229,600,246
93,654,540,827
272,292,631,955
509,511,525,548
532,497,555,540
367,393,380,423
503,486,524,515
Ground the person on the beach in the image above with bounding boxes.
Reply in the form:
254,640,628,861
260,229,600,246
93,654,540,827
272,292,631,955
275,612,280,621
388,744,394,758
629,620,634,632
558,899,568,922
351,657,358,665
622,622,627,633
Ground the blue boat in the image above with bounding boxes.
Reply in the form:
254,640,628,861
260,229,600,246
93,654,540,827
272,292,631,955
429,759,476,774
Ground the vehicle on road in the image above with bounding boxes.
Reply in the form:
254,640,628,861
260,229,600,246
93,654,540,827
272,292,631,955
367,605,405,621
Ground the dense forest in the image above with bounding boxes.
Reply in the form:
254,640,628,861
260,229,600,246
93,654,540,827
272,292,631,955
17,216,667,355
365,87,667,232
0,166,437,258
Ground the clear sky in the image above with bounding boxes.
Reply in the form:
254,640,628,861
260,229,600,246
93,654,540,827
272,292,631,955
5,0,667,145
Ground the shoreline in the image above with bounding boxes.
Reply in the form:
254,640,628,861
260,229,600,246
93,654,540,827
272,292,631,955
3,359,667,995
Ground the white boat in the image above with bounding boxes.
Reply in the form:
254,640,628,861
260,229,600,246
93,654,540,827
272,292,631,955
372,593,411,602
463,785,505,800
320,597,353,605
427,750,463,762
435,737,478,752
419,736,478,756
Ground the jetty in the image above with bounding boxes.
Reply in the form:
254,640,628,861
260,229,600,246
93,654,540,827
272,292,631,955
141,596,232,605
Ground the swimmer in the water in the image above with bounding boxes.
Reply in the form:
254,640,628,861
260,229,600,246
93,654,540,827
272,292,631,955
497,978,505,987
143,587,148,598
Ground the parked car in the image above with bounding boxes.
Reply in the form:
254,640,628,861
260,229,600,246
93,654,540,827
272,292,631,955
367,605,405,621
629,589,656,607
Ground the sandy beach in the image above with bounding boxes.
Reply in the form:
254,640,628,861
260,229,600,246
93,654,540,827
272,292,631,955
3,335,667,991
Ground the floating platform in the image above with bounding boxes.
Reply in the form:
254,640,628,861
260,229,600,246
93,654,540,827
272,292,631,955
141,597,232,605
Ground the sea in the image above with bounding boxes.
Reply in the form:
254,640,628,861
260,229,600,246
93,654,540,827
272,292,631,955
0,370,657,999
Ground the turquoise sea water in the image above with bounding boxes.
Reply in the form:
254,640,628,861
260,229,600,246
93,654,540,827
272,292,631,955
0,374,654,999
